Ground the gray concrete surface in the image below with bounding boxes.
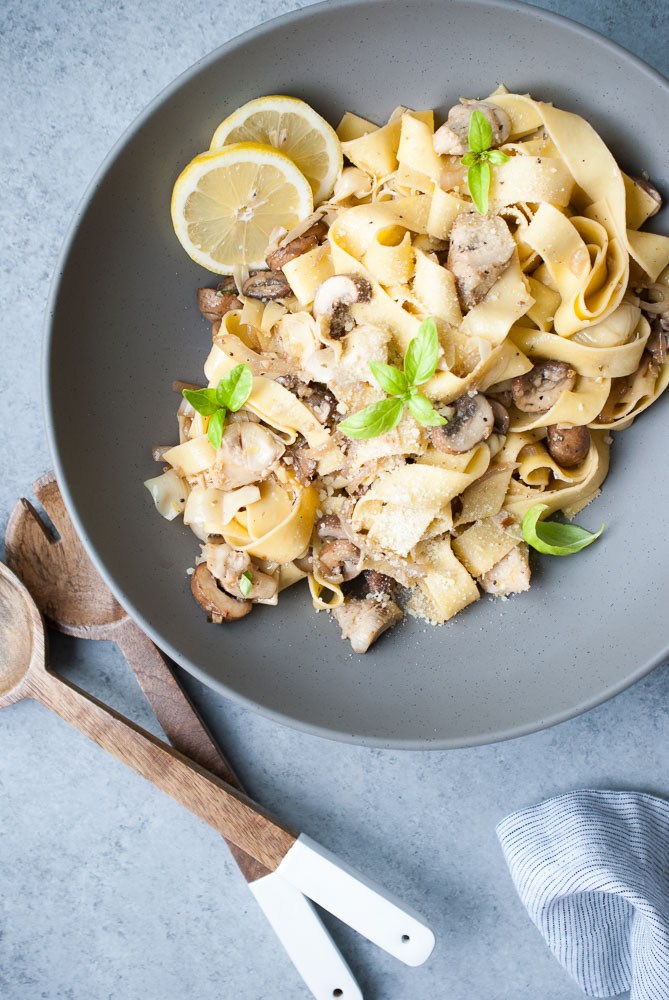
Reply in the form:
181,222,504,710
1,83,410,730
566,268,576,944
1,1,668,997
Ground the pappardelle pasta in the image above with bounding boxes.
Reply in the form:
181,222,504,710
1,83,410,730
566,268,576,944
147,88,669,653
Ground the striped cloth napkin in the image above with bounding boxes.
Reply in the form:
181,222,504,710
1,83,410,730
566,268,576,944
496,790,669,999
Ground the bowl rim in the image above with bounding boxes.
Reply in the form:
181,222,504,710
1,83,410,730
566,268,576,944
43,0,669,749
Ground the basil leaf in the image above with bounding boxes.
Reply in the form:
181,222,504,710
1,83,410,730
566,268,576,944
460,151,478,167
216,363,253,411
407,393,447,426
468,109,493,154
369,361,409,397
521,503,605,556
338,397,404,439
207,407,226,449
239,571,253,598
485,148,509,165
467,159,491,215
182,388,220,416
404,317,439,387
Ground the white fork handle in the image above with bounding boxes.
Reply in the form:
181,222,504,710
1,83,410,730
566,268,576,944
250,872,363,1000
275,834,436,967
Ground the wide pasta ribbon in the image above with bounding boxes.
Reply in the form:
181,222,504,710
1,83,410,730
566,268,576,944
503,430,610,518
490,93,669,283
510,306,650,379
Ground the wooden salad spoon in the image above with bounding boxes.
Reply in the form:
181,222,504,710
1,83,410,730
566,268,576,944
1,480,435,970
5,474,363,999
5,474,264,874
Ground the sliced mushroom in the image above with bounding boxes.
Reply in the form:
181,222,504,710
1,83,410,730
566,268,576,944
362,569,397,598
447,213,516,310
297,383,338,426
294,552,314,574
631,175,662,218
316,515,348,540
225,570,278,602
479,543,531,597
489,398,510,435
647,315,669,365
429,392,494,454
286,439,317,485
204,541,251,589
546,424,591,468
242,270,292,300
204,541,278,602
266,220,329,270
211,422,285,489
197,278,241,322
511,361,576,414
318,540,362,584
433,100,511,156
312,274,373,340
332,596,404,654
190,563,252,622
487,385,514,410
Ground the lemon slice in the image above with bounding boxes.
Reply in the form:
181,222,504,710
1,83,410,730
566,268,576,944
210,96,342,205
171,142,314,273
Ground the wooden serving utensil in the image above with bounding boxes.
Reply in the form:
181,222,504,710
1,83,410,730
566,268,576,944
2,475,435,977
6,474,266,876
0,558,434,965
6,474,363,999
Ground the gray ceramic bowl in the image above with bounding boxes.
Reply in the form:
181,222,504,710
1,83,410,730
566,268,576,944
46,0,669,748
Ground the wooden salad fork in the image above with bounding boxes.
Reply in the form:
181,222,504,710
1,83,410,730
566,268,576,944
4,474,435,995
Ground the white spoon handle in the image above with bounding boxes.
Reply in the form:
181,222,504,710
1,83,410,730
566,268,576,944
250,873,363,1000
275,834,436,966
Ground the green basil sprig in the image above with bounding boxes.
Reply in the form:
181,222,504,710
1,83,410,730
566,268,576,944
521,503,605,556
239,570,253,598
182,363,252,449
460,110,509,215
338,317,447,440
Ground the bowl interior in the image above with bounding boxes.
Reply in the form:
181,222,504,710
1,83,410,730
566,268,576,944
47,0,669,747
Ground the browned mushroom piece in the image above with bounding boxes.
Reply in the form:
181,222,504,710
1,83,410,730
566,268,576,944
275,376,338,427
316,515,349,540
298,383,338,426
224,570,278,602
204,541,278,602
647,316,669,365
631,175,663,218
318,540,362,584
211,422,285,489
447,213,516,310
312,274,372,339
265,220,329,270
242,270,292,300
196,282,242,322
488,386,514,410
190,564,252,622
266,233,319,270
286,439,318,485
294,552,314,574
546,424,591,468
489,398,510,435
433,99,511,156
362,569,397,598
511,361,576,414
332,596,404,654
429,393,494,454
